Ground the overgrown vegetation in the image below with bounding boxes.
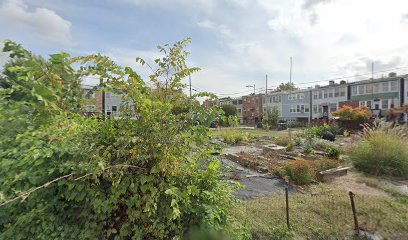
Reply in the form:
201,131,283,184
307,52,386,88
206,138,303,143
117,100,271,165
232,190,408,239
220,129,251,144
0,40,248,239
274,135,291,146
350,120,408,178
332,105,372,122
262,106,280,129
304,123,339,139
274,160,315,185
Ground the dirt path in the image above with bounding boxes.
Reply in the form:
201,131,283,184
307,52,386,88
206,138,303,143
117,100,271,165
329,171,390,198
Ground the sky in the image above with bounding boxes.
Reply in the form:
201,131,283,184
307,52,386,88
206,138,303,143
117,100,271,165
1,0,408,97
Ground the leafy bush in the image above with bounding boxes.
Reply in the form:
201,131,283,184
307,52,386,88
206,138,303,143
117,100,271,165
343,129,350,137
332,105,372,122
326,147,341,159
0,40,247,239
304,123,331,139
313,139,336,151
275,160,315,185
293,137,302,146
312,158,340,172
287,121,307,128
286,142,294,152
351,120,408,178
221,129,250,144
262,106,280,130
274,135,291,146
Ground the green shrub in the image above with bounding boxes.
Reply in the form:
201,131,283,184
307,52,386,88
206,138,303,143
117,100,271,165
287,121,306,128
343,129,349,137
275,160,315,185
351,121,408,178
313,139,336,151
304,124,330,139
0,40,246,239
293,137,302,146
222,129,250,144
313,158,340,172
286,142,294,152
274,135,291,146
326,147,341,159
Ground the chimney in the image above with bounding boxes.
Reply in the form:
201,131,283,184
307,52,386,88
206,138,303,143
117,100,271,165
340,80,346,84
388,72,397,77
329,80,335,86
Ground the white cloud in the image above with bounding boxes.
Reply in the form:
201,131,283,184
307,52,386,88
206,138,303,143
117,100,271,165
0,0,72,46
196,20,233,38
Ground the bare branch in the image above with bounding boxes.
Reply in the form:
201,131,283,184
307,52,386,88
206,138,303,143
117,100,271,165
0,164,147,207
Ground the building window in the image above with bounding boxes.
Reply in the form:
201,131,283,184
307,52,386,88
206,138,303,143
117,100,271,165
358,85,365,95
313,105,318,113
290,105,296,113
334,88,339,97
340,87,346,97
382,82,389,92
373,83,380,93
366,100,371,108
381,99,389,109
313,91,318,99
323,90,328,98
390,81,398,92
112,106,117,112
319,91,322,99
352,86,357,96
106,92,111,98
328,89,333,98
330,103,337,112
366,84,373,94
304,104,310,113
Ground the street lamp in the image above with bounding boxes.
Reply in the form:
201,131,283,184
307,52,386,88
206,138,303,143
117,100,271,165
246,84,256,128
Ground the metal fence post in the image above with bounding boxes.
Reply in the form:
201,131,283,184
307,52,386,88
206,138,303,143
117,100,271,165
285,186,290,230
349,191,359,234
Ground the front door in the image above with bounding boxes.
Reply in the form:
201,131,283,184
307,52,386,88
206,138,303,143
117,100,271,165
322,105,329,119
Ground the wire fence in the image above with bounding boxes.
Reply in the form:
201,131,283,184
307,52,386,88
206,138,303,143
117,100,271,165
240,188,408,239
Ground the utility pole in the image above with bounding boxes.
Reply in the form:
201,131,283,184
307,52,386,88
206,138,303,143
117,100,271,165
265,74,268,129
246,84,256,128
289,57,292,84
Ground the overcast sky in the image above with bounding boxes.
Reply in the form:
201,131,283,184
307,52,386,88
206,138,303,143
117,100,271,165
1,0,408,97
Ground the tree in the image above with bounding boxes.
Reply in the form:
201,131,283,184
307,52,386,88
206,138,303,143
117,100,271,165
276,82,298,92
0,40,247,239
262,106,280,129
221,104,237,117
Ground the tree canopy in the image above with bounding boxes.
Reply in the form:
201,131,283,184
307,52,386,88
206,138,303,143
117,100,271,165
0,39,247,239
221,104,237,117
276,82,298,92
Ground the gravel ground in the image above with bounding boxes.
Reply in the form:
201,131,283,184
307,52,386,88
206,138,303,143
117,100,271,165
221,156,289,200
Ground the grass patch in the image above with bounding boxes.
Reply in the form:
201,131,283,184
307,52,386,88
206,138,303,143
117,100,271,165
211,128,283,139
232,190,408,239
350,121,408,178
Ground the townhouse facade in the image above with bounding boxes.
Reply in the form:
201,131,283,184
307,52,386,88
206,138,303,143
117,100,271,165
281,89,311,123
311,80,348,119
262,92,283,116
242,94,263,124
348,73,404,117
